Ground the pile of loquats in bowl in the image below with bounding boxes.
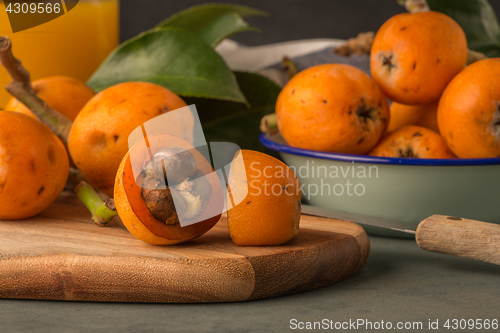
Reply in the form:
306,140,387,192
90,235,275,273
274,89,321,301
275,10,500,160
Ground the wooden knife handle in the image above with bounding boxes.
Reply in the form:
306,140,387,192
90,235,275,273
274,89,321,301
415,215,500,265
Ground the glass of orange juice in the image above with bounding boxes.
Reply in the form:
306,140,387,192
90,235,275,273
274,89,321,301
0,0,119,107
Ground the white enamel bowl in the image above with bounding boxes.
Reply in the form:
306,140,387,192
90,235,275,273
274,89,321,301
260,134,500,237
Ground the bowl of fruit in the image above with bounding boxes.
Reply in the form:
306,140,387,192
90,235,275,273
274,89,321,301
260,9,500,236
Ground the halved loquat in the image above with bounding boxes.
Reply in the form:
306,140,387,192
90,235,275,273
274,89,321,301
114,133,223,245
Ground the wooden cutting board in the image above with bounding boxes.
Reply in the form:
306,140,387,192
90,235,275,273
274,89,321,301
0,192,369,303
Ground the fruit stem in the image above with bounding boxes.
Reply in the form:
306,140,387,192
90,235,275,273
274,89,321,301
260,113,279,136
399,0,430,13
467,50,488,65
333,32,375,57
281,56,298,79
65,167,86,191
75,181,117,227
0,36,72,144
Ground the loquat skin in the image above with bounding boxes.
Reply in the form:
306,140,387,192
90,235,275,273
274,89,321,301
0,111,69,220
276,64,390,155
370,11,467,105
386,101,439,135
227,150,301,246
438,58,500,158
5,76,95,121
68,82,191,197
369,125,455,159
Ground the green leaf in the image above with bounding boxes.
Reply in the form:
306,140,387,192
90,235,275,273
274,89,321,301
185,71,281,124
187,71,280,163
87,27,246,103
427,0,500,57
197,72,280,157
195,12,260,47
157,3,268,47
203,105,275,152
233,71,281,108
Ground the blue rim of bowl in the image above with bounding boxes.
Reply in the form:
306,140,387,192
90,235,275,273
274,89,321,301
260,134,500,166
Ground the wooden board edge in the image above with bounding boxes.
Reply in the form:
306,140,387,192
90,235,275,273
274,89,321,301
0,254,256,303
246,229,367,301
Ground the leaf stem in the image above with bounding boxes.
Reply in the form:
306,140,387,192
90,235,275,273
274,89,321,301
75,181,117,227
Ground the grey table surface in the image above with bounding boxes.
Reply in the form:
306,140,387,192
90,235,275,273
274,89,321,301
0,234,498,333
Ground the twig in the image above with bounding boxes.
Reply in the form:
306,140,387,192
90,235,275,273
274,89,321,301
0,36,72,144
333,32,374,57
65,167,86,191
5,81,71,142
75,181,118,227
0,36,33,92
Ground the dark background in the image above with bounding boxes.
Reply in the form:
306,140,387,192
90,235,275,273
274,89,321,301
119,0,500,45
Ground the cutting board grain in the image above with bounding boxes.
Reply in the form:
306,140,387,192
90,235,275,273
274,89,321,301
0,192,369,303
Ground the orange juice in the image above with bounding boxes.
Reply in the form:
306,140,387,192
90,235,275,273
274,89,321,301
0,0,119,107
